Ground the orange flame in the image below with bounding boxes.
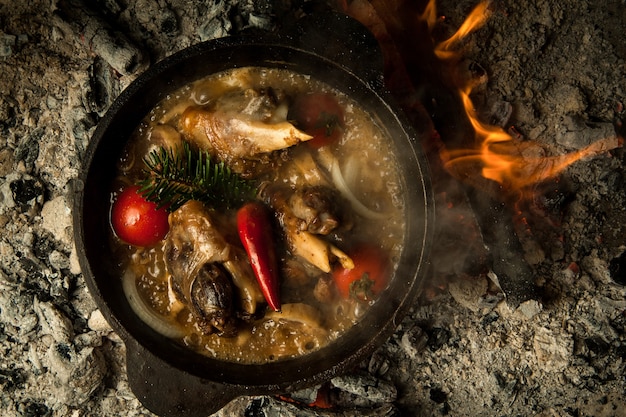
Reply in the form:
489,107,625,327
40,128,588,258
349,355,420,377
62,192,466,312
337,0,621,197
434,2,490,60
419,0,438,31
431,1,621,195
444,86,621,191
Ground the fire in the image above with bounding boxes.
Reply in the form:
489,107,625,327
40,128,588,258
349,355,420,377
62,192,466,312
418,0,438,31
434,2,490,60
428,1,621,195
337,0,621,196
442,85,621,191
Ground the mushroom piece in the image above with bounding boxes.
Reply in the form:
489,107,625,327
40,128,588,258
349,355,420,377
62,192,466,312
287,228,354,273
264,303,329,355
265,303,323,329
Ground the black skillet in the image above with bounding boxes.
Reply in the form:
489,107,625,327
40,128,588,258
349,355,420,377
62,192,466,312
73,11,433,417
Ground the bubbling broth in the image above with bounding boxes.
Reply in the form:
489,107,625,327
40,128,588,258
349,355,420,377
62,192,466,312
109,67,406,364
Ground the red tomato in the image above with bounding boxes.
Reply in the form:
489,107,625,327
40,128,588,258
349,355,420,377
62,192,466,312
111,186,169,247
291,93,345,148
332,244,390,302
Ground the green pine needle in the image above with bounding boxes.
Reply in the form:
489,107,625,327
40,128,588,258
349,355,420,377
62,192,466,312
138,141,256,211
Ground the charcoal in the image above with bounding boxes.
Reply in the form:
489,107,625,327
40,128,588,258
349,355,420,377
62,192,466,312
46,343,107,405
54,0,146,75
330,373,397,404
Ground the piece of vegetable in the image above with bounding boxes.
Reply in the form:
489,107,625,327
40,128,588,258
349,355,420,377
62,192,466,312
121,268,185,338
138,141,255,211
330,157,390,220
332,244,390,302
291,92,345,148
237,201,281,311
111,185,170,246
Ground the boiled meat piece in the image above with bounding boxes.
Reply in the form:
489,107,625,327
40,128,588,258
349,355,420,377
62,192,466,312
179,87,313,162
164,201,264,334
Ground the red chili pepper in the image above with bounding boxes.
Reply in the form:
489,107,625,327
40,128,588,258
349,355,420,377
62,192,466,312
237,202,281,312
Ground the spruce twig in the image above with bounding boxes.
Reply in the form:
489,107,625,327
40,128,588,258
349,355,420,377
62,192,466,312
138,141,255,211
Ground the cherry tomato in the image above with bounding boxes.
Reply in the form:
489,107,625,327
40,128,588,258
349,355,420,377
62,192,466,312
111,186,169,247
291,93,345,148
332,244,390,302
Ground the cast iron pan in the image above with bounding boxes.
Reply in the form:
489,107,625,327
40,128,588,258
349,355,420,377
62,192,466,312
73,11,433,417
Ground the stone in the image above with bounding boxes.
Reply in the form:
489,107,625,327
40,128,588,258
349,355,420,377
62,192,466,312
400,324,429,359
33,298,74,343
533,327,573,371
41,196,73,246
515,299,543,320
87,309,111,332
46,343,106,406
330,373,397,403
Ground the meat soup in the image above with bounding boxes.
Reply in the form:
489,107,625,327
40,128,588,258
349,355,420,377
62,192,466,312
109,67,406,364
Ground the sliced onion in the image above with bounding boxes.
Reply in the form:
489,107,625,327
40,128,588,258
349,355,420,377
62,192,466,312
122,269,186,339
342,154,360,187
330,159,390,220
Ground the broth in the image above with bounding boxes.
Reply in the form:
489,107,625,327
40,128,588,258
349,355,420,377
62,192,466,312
109,67,406,363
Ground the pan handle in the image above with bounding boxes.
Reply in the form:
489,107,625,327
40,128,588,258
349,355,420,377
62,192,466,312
125,337,239,417
282,11,385,90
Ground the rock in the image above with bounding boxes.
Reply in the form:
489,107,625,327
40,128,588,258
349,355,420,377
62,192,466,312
70,282,98,321
0,31,16,57
448,272,505,313
48,249,71,271
367,349,391,376
330,373,397,403
556,115,616,150
46,343,106,406
400,324,429,359
198,13,232,41
41,196,73,247
0,147,15,176
515,299,543,320
87,309,111,332
69,244,82,275
581,252,612,284
287,386,319,404
33,298,74,343
0,172,45,216
448,275,488,312
533,327,573,371
0,289,38,335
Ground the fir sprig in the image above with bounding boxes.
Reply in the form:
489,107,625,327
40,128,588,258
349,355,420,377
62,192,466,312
138,141,256,211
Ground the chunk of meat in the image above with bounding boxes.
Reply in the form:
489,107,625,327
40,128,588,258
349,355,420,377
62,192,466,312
164,201,264,330
289,186,352,235
180,106,313,160
261,185,354,273
165,201,231,279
